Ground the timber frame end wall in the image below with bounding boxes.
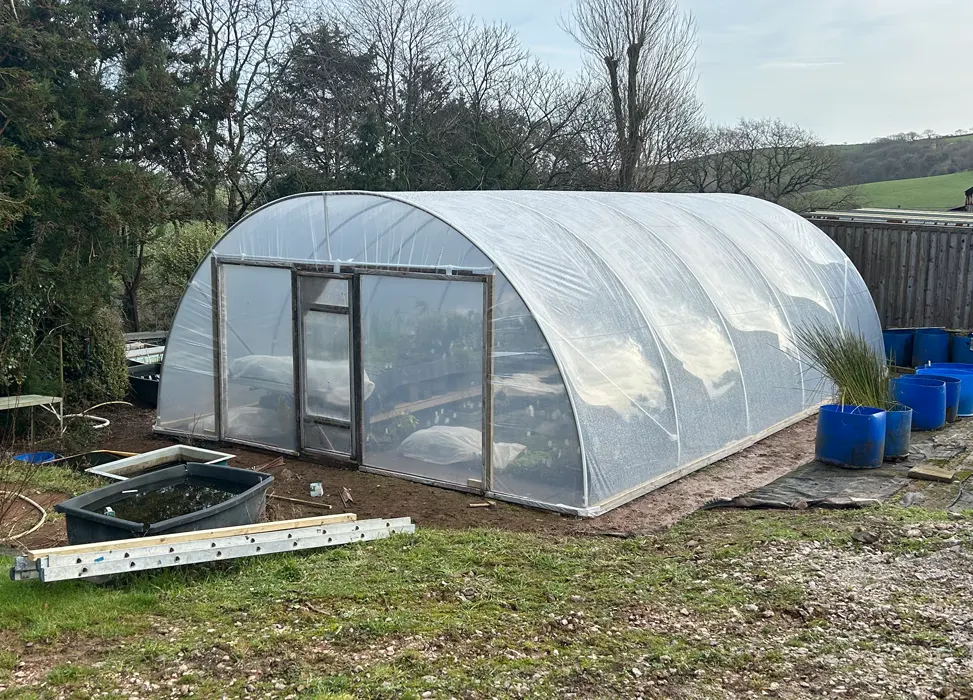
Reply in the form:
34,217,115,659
810,219,973,329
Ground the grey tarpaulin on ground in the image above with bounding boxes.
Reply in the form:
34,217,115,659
703,460,913,510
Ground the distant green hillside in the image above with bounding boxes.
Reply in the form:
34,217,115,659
825,170,973,210
834,132,973,156
833,133,973,186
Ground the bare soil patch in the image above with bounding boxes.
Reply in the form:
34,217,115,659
0,488,68,551
77,404,817,536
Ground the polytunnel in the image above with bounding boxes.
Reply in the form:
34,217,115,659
155,191,882,516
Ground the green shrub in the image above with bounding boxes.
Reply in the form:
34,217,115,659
24,307,128,406
138,220,222,330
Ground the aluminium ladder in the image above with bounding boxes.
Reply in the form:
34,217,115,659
10,514,414,582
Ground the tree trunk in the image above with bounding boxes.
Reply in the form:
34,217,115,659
124,241,145,332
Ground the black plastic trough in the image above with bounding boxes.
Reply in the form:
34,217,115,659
55,463,273,545
127,362,160,407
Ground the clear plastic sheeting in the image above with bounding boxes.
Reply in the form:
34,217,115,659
221,264,297,451
155,260,216,436
156,190,882,516
361,275,485,486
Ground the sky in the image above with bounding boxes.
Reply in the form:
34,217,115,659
454,0,973,145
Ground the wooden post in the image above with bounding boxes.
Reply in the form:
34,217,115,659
59,334,65,434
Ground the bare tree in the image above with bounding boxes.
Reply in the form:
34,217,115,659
561,0,702,191
451,18,526,117
332,0,454,187
448,19,595,189
177,0,303,225
682,118,861,212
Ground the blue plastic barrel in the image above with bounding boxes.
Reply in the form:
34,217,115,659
912,373,961,422
884,405,913,459
916,365,973,416
815,404,886,468
883,330,914,366
913,328,950,366
950,333,973,363
890,376,947,431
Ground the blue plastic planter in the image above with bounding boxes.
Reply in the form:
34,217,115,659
883,330,914,366
950,334,973,363
913,328,950,366
911,374,961,422
890,376,947,431
884,404,913,460
916,365,973,417
815,404,886,469
13,451,57,464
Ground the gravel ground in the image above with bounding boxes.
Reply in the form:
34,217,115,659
618,515,973,699
3,510,973,698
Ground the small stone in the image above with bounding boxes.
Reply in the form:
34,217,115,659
680,608,690,616
630,667,642,678
422,692,433,698
852,528,879,544
762,610,774,618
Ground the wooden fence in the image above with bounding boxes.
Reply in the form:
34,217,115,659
811,220,973,329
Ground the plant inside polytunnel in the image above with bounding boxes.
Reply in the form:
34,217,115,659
796,322,891,409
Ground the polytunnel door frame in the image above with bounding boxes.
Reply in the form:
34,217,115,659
354,269,495,495
294,271,359,462
212,257,495,493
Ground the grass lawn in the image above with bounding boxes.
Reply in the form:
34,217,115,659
825,170,973,210
2,505,972,699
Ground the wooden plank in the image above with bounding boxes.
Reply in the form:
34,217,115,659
923,231,938,327
369,386,481,423
905,230,919,326
885,229,897,324
269,494,334,510
959,234,973,328
915,231,931,327
928,231,943,327
861,226,875,299
935,231,950,327
27,514,358,561
856,226,875,322
852,226,864,270
946,232,961,327
908,464,957,482
952,233,969,327
871,229,886,323
892,228,908,327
